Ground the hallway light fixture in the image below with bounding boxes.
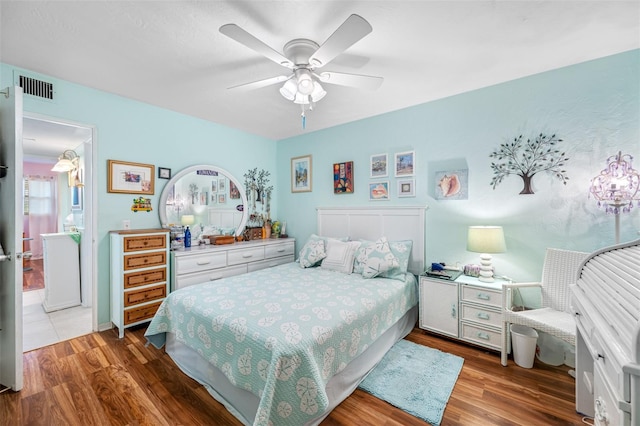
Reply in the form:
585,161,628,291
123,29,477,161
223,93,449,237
52,149,79,172
589,151,640,244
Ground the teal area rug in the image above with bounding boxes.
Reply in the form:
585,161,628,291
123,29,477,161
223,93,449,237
358,339,464,425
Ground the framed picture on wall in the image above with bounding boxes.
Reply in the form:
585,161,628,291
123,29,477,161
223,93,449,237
435,169,469,200
158,167,171,179
107,160,154,194
291,155,312,193
397,179,415,197
333,161,354,194
394,151,415,177
370,153,388,178
369,181,389,201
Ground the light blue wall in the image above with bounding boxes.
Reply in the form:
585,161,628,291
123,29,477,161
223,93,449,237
1,63,277,326
276,50,640,282
3,49,638,325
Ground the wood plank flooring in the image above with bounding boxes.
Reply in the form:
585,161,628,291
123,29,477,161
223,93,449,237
23,259,44,292
0,325,589,425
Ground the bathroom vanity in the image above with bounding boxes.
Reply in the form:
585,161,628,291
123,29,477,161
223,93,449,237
41,232,81,312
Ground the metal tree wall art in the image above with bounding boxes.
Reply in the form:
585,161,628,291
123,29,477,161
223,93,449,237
489,133,569,194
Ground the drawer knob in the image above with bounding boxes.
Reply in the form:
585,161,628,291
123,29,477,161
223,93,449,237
451,304,457,318
242,253,253,258
277,248,285,252
197,260,211,265
476,293,490,300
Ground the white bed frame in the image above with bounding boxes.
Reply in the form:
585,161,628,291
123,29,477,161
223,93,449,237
317,206,427,275
165,206,427,425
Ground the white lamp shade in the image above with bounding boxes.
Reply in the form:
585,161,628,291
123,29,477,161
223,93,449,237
51,158,75,172
467,226,506,254
181,215,195,226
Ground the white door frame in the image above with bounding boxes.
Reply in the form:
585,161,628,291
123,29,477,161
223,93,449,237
23,112,98,333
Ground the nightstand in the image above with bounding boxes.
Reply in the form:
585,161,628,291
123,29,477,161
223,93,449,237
419,274,508,351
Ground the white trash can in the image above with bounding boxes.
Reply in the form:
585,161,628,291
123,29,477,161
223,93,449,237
510,324,538,368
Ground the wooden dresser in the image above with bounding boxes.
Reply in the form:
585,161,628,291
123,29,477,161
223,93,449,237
110,229,170,338
171,238,295,291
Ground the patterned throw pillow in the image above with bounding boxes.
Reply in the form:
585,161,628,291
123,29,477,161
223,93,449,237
355,237,400,278
320,239,361,274
298,234,327,268
380,240,413,281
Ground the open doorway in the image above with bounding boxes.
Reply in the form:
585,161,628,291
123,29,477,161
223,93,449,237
21,114,96,352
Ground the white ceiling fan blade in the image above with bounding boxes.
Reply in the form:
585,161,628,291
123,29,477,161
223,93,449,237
308,14,373,68
317,71,383,90
220,24,293,68
228,75,290,91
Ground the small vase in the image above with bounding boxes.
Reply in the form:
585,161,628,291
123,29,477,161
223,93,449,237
264,225,272,239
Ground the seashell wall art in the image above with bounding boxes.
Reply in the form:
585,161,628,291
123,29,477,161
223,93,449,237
435,169,469,200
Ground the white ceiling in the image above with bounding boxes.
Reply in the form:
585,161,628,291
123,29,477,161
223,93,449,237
2,1,639,145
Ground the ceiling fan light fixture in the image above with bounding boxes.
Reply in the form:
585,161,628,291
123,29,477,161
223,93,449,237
310,81,326,102
295,69,314,95
293,92,310,105
279,79,297,101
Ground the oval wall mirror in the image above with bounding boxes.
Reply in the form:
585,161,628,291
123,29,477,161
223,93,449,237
158,164,248,237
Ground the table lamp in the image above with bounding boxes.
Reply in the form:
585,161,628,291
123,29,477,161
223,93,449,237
181,215,195,227
467,226,506,283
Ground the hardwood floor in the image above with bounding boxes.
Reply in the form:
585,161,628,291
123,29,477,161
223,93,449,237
0,326,588,426
23,259,44,292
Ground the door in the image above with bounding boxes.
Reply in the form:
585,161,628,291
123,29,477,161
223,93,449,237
0,86,24,391
419,277,459,338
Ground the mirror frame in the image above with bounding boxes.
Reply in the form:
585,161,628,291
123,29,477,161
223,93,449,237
158,164,248,236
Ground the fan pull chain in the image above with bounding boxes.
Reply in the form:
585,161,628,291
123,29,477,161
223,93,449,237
301,105,306,129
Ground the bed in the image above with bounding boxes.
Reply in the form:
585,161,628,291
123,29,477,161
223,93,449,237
145,206,427,426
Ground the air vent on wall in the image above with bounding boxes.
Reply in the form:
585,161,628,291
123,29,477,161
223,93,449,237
17,74,54,100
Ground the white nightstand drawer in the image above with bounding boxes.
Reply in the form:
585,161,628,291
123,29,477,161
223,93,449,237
174,264,248,290
175,251,227,275
460,323,501,350
228,246,265,265
461,304,501,327
460,285,501,308
265,241,295,259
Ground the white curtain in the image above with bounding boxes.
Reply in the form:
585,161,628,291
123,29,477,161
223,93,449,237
25,175,57,259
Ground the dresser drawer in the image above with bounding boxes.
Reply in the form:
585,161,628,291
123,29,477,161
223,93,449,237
123,234,167,252
460,285,501,308
460,323,501,350
124,251,167,271
175,251,227,275
175,264,248,290
227,246,265,265
124,283,166,307
247,255,294,272
124,267,167,289
461,304,501,327
265,241,295,259
124,301,163,325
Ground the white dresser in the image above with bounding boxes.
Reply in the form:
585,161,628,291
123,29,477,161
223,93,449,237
41,232,81,312
571,239,639,425
419,274,505,351
110,229,170,338
171,238,295,291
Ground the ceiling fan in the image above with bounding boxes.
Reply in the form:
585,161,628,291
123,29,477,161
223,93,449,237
219,14,383,125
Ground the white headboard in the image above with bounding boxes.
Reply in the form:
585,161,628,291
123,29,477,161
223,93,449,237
317,206,427,275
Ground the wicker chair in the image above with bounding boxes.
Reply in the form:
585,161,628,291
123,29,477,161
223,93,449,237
500,248,589,366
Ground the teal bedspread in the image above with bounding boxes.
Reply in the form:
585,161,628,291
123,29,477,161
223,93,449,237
145,262,417,426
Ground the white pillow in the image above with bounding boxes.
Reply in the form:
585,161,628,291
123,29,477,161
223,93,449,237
321,240,361,274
